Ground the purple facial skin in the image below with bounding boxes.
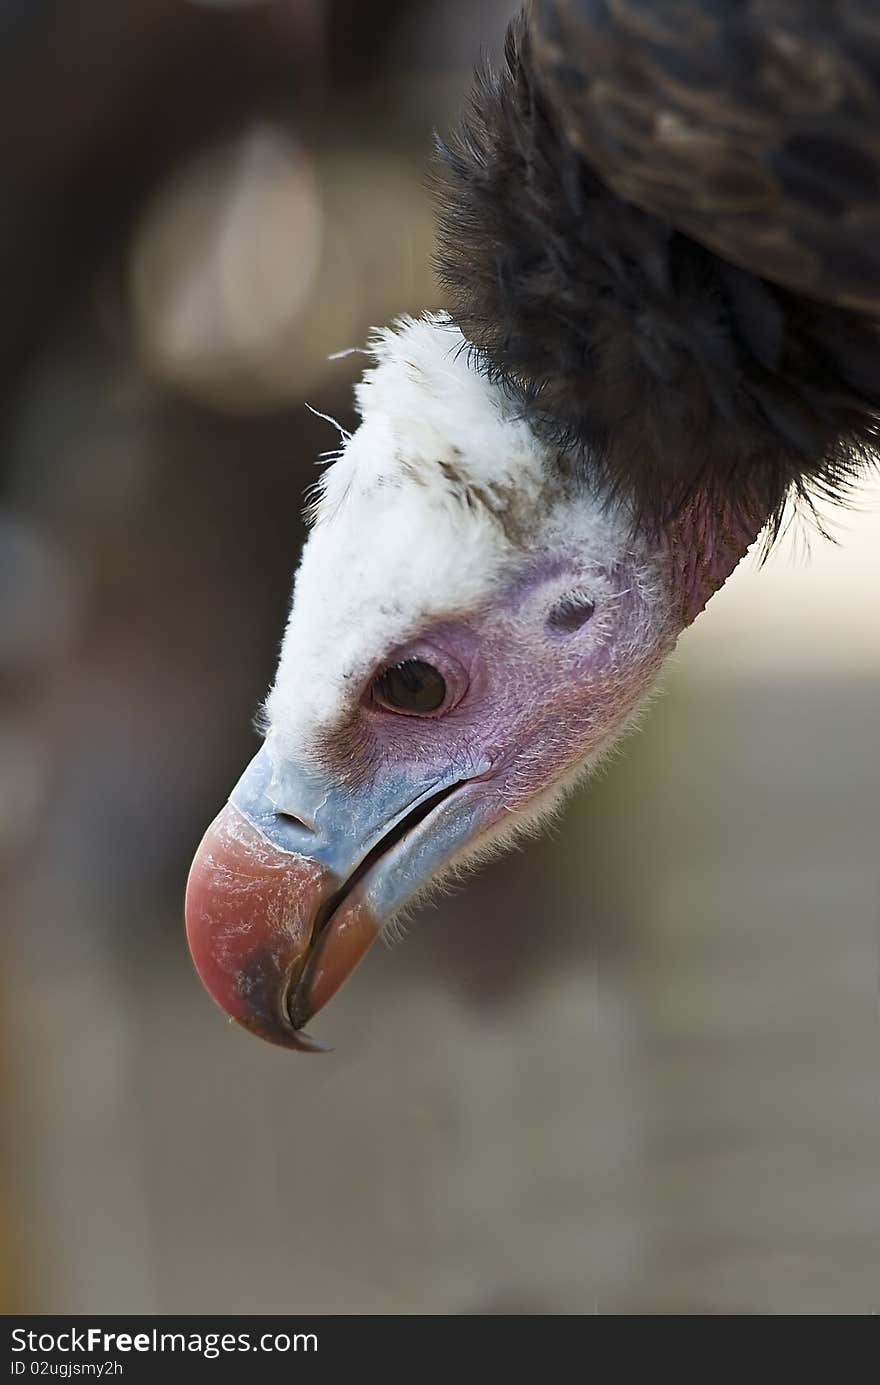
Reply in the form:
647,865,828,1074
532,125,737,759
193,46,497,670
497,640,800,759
186,552,678,1050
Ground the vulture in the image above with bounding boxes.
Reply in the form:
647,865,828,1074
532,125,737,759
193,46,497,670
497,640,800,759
186,1,880,1051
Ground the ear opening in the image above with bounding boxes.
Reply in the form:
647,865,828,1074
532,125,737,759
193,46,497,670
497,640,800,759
546,590,596,633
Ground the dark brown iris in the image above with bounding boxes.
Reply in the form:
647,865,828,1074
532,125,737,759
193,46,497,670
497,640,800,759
372,659,447,715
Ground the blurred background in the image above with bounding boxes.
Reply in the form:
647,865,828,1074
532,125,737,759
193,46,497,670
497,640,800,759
2,0,879,1316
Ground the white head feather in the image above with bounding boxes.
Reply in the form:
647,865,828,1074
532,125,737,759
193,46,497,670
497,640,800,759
266,313,674,770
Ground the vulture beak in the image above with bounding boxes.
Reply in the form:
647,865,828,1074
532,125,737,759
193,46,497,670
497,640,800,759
185,743,491,1050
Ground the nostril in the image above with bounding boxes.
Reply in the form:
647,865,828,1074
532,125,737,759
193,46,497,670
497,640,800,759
274,809,316,833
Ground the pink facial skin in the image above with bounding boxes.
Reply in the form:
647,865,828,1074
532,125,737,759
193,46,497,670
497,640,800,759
318,553,678,830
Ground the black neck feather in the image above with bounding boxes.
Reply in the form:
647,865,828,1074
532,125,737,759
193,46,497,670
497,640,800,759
434,13,880,541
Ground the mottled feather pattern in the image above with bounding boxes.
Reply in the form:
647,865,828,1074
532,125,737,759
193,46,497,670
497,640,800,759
435,7,880,541
533,0,880,311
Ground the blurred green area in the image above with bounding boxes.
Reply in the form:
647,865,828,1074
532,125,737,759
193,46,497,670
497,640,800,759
1,0,879,1315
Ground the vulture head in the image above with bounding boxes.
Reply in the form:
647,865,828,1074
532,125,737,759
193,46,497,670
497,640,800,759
185,314,713,1049
186,2,880,1050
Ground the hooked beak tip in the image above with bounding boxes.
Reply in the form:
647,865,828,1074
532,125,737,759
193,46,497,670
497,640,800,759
233,1014,333,1055
185,746,490,1053
185,801,380,1053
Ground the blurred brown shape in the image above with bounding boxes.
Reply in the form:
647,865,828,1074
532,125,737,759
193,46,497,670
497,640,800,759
130,125,435,408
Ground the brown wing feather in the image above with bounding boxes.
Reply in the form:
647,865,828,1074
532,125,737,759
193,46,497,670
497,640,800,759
435,9,880,540
532,0,880,312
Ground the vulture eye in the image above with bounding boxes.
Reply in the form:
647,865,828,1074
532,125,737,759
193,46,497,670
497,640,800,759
372,659,448,715
547,591,595,632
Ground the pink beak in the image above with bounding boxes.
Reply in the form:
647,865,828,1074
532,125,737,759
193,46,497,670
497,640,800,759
185,803,381,1052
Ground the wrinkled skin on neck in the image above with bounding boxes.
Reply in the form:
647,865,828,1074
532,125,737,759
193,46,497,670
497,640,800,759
666,490,765,628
